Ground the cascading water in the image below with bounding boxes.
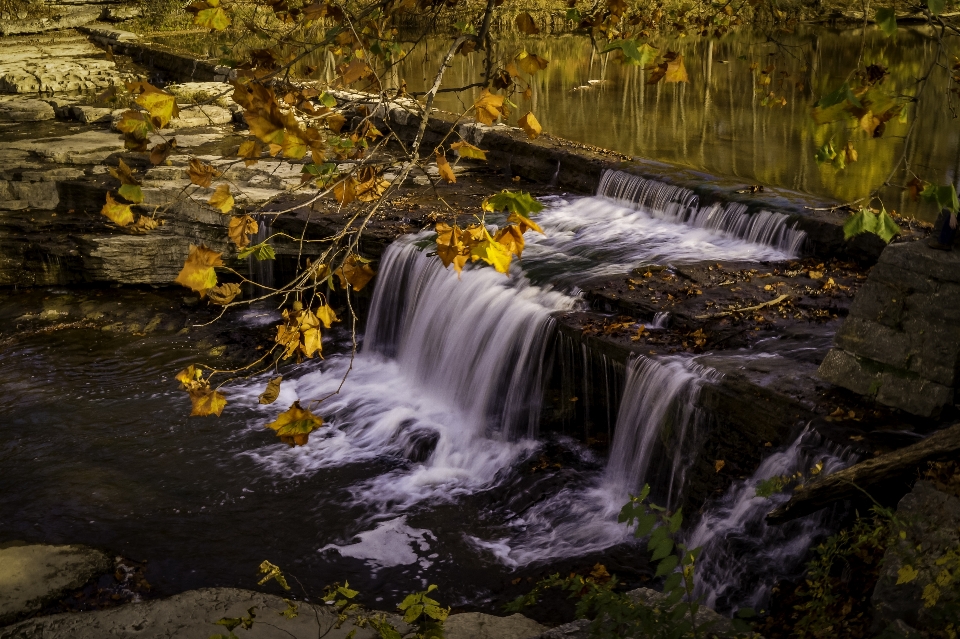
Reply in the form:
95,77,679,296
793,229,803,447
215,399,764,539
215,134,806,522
247,214,275,289
687,427,858,613
597,169,807,255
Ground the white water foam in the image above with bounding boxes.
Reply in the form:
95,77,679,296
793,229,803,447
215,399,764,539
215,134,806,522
687,428,857,613
321,516,436,572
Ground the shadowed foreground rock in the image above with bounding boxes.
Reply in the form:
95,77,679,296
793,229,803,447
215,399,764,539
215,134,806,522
0,543,111,626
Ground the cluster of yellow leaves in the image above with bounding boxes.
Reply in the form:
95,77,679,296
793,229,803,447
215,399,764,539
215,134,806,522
336,254,376,290
266,401,324,446
333,166,390,205
274,301,340,361
175,364,227,417
896,546,960,610
232,80,325,162
100,159,157,231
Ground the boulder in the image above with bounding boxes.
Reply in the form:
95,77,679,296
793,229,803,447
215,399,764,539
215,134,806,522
0,99,55,122
0,543,112,626
0,587,404,639
445,612,546,639
71,105,114,124
871,481,960,632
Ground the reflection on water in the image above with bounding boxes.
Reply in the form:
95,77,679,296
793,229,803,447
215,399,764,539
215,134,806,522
153,26,958,220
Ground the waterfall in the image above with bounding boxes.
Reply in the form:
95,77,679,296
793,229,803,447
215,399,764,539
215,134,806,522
604,356,719,508
246,214,274,289
596,169,807,256
687,427,857,613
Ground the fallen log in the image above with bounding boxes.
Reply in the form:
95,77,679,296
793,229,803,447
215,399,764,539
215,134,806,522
766,422,960,524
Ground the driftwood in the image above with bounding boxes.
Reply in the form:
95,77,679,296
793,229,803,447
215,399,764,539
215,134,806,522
766,422,960,524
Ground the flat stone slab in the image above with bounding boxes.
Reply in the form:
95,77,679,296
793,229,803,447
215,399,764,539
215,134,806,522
9,129,124,164
445,612,546,639
0,543,111,626
0,99,55,122
0,587,406,639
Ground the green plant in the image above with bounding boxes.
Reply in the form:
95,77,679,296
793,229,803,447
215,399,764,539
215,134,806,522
506,484,755,638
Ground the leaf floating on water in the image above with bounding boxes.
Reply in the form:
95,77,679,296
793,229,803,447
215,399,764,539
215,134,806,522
101,192,135,226
207,282,241,305
228,215,259,249
174,244,223,296
208,184,235,214
266,401,324,446
436,153,456,183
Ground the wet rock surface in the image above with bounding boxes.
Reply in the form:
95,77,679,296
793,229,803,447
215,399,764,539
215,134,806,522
0,543,111,626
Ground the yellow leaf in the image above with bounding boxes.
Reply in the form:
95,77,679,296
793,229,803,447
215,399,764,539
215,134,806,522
844,140,858,164
470,227,513,274
237,138,263,166
516,51,549,75
473,89,505,125
127,82,180,129
117,183,144,205
282,131,307,159
333,177,358,205
436,153,456,183
301,327,322,358
665,55,689,83
896,564,919,585
451,141,487,160
194,5,230,30
315,304,339,328
275,323,301,359
150,138,177,165
507,211,543,234
109,158,140,185
338,59,373,85
715,460,726,473
245,112,286,145
188,158,220,187
494,224,525,257
115,109,154,143
515,11,540,34
188,387,227,416
174,244,222,296
101,192,134,226
208,183,234,213
326,113,347,133
336,254,376,291
266,401,324,446
228,214,259,249
435,222,469,273
518,112,542,139
258,375,282,405
175,364,203,388
207,282,241,305
132,216,158,232
297,308,320,332
922,583,941,608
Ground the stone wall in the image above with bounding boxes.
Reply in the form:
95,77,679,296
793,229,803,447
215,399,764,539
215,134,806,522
819,240,960,418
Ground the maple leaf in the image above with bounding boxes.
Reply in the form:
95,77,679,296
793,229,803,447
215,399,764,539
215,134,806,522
208,184,234,213
245,112,286,145
436,153,456,183
518,112,542,139
266,401,324,446
174,244,222,296
336,254,375,291
258,375,282,405
101,192,134,226
127,82,180,128
473,89,505,125
282,131,307,159
207,282,241,305
315,304,339,328
451,141,486,160
188,158,221,187
326,113,347,133
188,386,227,416
115,110,153,150
228,215,258,249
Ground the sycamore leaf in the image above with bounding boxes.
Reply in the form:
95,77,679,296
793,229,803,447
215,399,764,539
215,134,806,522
109,158,140,186
238,242,275,261
188,387,227,416
516,51,549,75
195,5,231,30
208,183,235,213
435,222,469,273
518,111,542,139
843,207,900,243
333,177,358,205
176,364,203,388
473,89,505,125
132,216,159,232
602,40,658,67
266,401,324,446
207,282,241,305
115,110,154,149
315,304,339,328
482,191,544,219
282,131,307,160
665,55,689,83
338,59,373,85
494,224,525,257
515,11,539,34
228,215,259,249
921,183,960,214
336,254,376,291
258,375,282,405
118,183,144,204
470,226,513,274
275,324,301,359
451,141,487,160
174,244,222,296
875,208,901,243
128,82,180,129
876,7,897,37
436,153,456,183
188,158,221,187
150,138,177,165
101,192,135,226
237,138,263,166
301,327,322,358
